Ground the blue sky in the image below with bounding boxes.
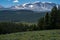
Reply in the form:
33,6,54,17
0,0,60,7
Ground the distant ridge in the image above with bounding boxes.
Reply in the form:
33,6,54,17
0,1,60,12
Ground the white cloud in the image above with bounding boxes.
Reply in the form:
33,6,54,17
13,0,19,3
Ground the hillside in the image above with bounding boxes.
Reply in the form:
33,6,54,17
0,10,46,23
0,30,60,40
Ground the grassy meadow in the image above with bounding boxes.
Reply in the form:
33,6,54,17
0,30,60,40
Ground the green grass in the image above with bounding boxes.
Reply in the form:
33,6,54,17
0,30,60,40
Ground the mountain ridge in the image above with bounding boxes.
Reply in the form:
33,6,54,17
0,1,60,12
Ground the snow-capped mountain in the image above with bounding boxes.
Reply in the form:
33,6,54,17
10,5,24,9
0,1,60,12
10,1,58,11
0,5,4,8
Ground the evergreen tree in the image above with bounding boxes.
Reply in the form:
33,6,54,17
56,9,60,28
37,17,45,30
50,6,57,29
44,12,50,29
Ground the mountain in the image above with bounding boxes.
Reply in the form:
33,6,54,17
0,10,46,23
0,1,59,22
0,1,60,12
0,5,4,9
9,1,59,12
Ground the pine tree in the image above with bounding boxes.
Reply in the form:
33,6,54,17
50,6,57,29
45,12,49,25
56,9,60,28
37,17,45,30
44,12,50,29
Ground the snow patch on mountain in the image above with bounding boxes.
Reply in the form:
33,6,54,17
8,1,59,11
0,1,60,12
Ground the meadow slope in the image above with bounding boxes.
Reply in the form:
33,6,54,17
0,30,60,40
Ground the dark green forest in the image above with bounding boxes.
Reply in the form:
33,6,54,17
0,6,60,34
0,10,46,23
38,6,60,30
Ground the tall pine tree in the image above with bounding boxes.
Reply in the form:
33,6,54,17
50,6,57,29
37,17,45,30
44,12,50,29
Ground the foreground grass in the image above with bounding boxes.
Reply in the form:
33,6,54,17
0,30,60,40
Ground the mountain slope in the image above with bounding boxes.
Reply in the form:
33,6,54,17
0,30,60,40
0,10,46,23
0,1,59,22
0,1,60,12
9,1,59,11
0,5,3,8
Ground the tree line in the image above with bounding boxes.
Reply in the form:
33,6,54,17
0,22,39,34
0,6,60,34
38,6,60,30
